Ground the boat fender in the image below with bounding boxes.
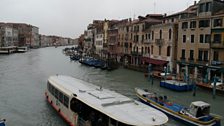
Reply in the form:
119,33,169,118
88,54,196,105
180,110,186,115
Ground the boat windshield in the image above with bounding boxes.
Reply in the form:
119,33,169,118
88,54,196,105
196,106,210,118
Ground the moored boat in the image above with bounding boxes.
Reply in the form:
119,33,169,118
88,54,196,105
160,80,193,91
16,46,28,53
196,82,224,95
0,119,6,126
135,88,221,126
45,75,168,126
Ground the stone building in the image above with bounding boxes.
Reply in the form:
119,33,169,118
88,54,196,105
176,0,224,81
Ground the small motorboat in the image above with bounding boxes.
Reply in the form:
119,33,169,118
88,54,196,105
135,88,221,126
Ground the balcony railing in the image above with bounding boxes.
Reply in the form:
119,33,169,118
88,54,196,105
188,58,194,62
155,39,164,46
144,39,151,44
131,51,142,56
211,60,223,66
180,57,186,61
211,41,224,48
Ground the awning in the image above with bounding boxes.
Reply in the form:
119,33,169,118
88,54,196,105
142,57,168,66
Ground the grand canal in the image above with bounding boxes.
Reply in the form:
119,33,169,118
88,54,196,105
0,46,223,126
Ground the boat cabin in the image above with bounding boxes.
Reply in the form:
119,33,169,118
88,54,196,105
189,101,210,118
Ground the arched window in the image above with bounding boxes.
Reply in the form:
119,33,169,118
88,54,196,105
169,29,172,40
159,30,162,39
159,46,161,55
167,46,171,56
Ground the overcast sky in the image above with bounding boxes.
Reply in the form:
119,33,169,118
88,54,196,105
0,0,198,38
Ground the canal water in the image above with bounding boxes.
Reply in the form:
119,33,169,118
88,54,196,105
0,46,223,126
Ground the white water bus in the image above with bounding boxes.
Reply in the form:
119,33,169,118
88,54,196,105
45,75,168,126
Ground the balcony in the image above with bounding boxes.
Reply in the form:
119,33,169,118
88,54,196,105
180,57,186,62
196,59,209,65
188,58,194,63
144,39,151,44
211,61,223,66
211,41,224,49
131,51,142,56
155,39,164,46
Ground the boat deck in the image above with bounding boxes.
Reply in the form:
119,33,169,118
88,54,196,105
49,75,168,126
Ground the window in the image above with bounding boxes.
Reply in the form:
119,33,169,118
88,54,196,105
152,31,154,40
182,22,188,29
213,19,222,27
191,35,194,43
159,46,161,55
181,49,185,59
213,34,221,43
141,47,144,54
159,30,162,39
200,34,204,43
169,29,172,40
167,46,171,56
59,92,63,103
181,22,188,29
204,51,208,61
151,45,153,54
145,34,148,40
148,47,150,54
63,95,68,108
199,3,205,13
199,20,210,28
190,21,197,28
213,51,219,61
130,43,132,48
205,34,211,43
54,88,59,99
47,82,50,92
190,50,194,60
205,2,211,12
183,35,186,43
198,50,203,61
50,84,55,94
148,34,151,40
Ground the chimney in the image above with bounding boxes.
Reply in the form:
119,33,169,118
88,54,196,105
194,1,197,5
164,13,167,17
